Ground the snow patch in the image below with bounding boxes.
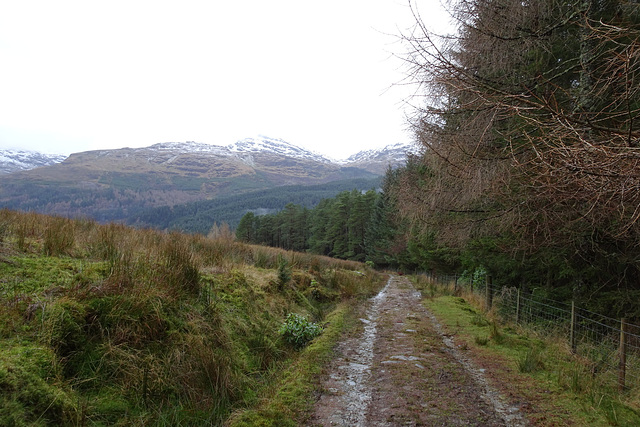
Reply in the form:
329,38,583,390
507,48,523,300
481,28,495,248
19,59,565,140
0,149,67,174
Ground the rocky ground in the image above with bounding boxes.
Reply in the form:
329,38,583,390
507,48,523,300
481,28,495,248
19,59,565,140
309,275,527,426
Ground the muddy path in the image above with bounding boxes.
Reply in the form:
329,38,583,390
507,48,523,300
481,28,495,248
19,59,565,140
310,275,526,426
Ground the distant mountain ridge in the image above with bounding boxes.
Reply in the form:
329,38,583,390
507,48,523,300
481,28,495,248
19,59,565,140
0,136,412,229
341,141,419,174
0,136,412,175
0,149,67,174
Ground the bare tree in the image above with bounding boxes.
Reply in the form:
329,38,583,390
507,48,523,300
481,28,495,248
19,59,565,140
397,0,640,250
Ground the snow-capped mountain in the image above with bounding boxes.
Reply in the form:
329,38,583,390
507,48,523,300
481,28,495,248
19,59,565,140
0,149,67,174
131,136,332,164
341,142,417,174
0,137,411,177
0,136,411,228
228,136,332,163
344,142,417,164
135,136,410,167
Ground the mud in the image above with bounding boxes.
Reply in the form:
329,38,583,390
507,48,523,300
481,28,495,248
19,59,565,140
309,275,527,426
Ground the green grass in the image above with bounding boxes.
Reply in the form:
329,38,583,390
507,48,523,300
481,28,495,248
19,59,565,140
0,256,103,295
0,209,385,426
421,290,640,426
227,303,354,426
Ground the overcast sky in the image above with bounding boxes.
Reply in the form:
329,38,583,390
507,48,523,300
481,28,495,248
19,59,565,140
0,1,451,159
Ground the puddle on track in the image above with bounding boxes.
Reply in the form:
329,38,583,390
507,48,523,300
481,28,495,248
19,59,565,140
310,275,527,426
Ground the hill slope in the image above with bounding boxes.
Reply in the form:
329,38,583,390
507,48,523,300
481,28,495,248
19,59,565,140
0,209,385,426
0,137,408,226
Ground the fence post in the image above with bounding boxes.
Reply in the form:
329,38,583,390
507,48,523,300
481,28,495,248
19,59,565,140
516,288,521,324
570,301,577,354
485,275,493,311
619,317,627,392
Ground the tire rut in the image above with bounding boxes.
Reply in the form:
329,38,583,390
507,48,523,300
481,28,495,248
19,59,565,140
309,275,526,426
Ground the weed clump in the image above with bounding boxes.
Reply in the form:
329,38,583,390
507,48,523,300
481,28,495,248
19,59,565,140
0,219,8,244
159,233,200,295
279,313,322,349
470,313,489,327
475,336,489,346
518,346,544,373
43,217,75,256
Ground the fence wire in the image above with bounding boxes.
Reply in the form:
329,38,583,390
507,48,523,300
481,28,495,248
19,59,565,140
425,273,640,392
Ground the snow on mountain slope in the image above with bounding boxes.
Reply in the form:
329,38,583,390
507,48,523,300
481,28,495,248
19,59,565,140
343,142,417,164
0,136,411,176
147,136,332,163
149,141,230,155
227,136,332,163
0,150,67,174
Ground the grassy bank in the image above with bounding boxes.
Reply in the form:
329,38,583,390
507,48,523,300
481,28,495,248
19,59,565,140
227,302,355,426
0,209,385,426
413,276,640,426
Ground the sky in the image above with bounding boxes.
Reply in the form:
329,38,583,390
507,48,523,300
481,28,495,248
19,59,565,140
0,1,452,159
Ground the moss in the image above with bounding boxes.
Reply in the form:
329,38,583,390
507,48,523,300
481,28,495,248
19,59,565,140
0,256,99,295
228,303,354,426
0,342,77,426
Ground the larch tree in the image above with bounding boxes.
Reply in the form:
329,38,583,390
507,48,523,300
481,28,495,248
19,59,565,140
395,0,640,310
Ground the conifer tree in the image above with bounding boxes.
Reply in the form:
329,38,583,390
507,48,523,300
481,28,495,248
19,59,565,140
394,0,640,311
236,212,256,243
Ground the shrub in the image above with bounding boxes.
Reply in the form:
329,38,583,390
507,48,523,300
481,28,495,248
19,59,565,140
277,255,291,290
278,313,322,349
472,266,487,290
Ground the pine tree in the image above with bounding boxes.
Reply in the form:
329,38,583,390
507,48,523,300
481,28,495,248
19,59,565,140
235,212,256,242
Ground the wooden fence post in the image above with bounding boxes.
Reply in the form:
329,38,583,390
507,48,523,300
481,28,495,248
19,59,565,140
570,301,577,354
516,288,521,324
619,317,627,392
485,275,493,310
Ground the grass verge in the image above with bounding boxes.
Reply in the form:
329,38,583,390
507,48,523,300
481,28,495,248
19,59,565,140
227,302,355,426
416,283,640,426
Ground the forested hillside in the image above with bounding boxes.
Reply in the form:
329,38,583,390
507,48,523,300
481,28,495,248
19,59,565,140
0,138,393,226
236,188,394,264
131,177,381,233
386,0,640,318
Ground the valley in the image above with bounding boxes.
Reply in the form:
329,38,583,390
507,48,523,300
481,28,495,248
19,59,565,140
0,137,408,229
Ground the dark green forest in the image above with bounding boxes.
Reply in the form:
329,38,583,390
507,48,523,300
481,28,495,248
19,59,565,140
241,0,640,320
130,177,382,233
234,168,461,271
235,187,394,264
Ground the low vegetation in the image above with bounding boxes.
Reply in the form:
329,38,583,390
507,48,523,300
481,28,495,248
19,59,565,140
0,209,385,426
414,276,640,426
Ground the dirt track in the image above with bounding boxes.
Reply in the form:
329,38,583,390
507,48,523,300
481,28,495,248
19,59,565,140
310,275,526,426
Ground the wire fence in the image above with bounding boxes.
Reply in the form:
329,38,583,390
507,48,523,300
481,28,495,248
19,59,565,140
424,273,640,393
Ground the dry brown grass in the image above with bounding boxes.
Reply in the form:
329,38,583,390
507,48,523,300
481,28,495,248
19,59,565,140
0,208,386,425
